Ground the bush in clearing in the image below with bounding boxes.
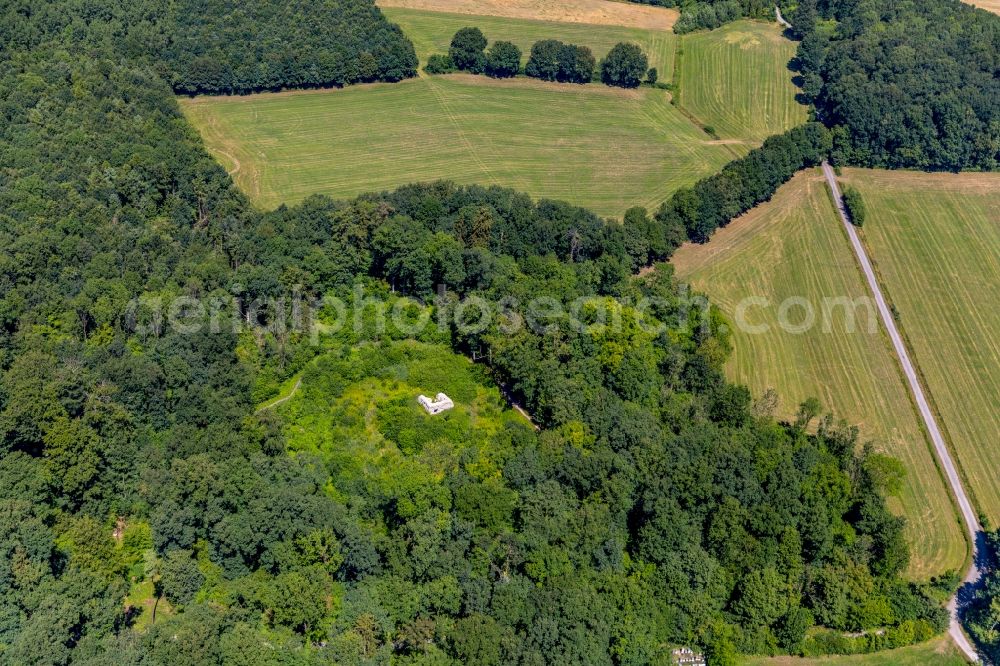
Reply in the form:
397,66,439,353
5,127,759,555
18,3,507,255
425,54,456,74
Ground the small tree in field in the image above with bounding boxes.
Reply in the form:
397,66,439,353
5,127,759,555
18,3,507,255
842,186,867,226
449,27,487,74
559,44,595,83
525,39,564,81
485,41,521,78
600,42,648,88
645,67,658,85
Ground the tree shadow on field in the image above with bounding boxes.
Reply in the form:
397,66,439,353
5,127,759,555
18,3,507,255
957,528,996,658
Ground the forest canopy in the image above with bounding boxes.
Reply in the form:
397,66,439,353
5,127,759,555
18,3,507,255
0,40,942,663
788,0,1000,171
2,0,995,662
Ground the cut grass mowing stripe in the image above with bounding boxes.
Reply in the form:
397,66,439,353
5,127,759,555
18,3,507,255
181,75,734,218
677,20,807,142
671,170,967,579
742,635,967,665
840,169,1000,525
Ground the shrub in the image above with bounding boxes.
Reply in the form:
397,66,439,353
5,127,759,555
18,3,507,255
600,42,648,88
645,67,658,85
842,186,866,226
674,0,748,34
525,40,594,84
449,27,487,73
485,41,522,78
425,54,456,75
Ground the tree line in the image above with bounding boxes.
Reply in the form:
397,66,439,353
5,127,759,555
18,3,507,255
0,0,419,95
966,528,1000,662
428,27,656,88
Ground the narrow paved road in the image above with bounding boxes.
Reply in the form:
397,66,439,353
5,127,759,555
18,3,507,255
822,162,981,662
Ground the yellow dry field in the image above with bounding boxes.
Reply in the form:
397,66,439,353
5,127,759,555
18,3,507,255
377,0,678,30
966,0,1000,15
671,170,967,579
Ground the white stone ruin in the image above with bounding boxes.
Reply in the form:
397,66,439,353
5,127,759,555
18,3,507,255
418,393,454,415
671,647,706,666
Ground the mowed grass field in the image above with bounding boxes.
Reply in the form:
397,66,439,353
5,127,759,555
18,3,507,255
743,635,968,665
839,169,1000,525
181,75,734,217
671,170,966,579
677,21,807,143
381,7,677,80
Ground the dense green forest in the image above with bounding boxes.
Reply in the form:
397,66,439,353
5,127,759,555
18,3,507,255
630,0,1000,169
0,0,417,94
787,0,1000,171
0,43,945,657
2,0,998,662
626,0,774,32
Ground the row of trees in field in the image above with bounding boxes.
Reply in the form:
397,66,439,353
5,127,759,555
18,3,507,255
428,27,655,88
525,39,598,84
656,122,833,244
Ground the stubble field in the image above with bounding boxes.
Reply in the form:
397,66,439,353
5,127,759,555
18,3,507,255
676,20,808,142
